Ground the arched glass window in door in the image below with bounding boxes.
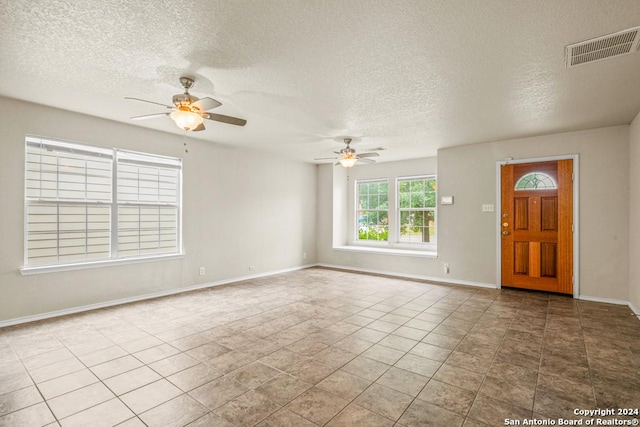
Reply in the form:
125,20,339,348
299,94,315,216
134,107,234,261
515,172,557,190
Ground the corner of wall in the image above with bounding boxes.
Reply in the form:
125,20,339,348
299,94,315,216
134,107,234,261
629,111,640,311
332,166,348,247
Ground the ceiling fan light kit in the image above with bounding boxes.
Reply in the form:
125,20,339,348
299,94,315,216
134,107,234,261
170,108,204,131
338,153,358,168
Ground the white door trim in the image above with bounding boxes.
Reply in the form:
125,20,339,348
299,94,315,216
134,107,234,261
495,154,580,298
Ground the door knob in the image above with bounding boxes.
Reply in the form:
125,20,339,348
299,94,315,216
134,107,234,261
502,231,509,235
502,222,509,227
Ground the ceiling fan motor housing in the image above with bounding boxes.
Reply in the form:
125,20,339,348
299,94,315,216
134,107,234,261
341,138,354,155
172,93,199,108
173,77,199,108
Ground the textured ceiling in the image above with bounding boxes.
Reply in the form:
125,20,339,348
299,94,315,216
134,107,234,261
1,0,639,163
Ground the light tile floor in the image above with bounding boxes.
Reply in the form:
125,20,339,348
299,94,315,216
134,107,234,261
1,267,639,426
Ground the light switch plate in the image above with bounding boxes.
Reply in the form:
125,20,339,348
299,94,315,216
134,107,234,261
441,196,454,205
482,204,495,212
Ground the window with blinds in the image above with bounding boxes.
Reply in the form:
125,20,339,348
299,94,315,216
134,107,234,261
24,136,182,268
116,151,180,258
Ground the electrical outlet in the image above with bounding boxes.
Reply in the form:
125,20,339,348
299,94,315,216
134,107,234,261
199,267,205,276
444,263,450,274
249,265,255,271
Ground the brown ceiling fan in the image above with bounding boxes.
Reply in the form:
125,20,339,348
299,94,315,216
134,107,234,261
125,77,246,131
314,138,380,168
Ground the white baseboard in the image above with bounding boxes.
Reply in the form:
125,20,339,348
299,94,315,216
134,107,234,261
315,263,498,289
576,295,629,305
577,294,640,318
4,263,637,328
0,263,316,328
628,300,640,317
316,265,640,316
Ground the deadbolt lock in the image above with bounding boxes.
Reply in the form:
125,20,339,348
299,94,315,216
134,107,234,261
503,231,509,235
502,213,508,218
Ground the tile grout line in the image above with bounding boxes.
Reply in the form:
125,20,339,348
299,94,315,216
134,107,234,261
452,292,531,425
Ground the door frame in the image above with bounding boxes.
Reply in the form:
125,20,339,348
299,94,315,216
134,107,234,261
495,154,580,298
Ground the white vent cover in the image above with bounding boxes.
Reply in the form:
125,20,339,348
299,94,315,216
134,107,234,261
565,26,640,67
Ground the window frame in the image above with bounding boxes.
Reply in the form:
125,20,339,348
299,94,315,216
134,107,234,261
22,136,183,274
514,172,558,190
354,178,389,244
396,174,437,248
348,173,437,254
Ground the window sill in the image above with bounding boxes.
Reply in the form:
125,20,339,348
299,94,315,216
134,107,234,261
333,245,437,258
20,253,184,276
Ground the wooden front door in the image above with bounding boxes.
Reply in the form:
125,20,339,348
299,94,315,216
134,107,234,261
501,160,573,294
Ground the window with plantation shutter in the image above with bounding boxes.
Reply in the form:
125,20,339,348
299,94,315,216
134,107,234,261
24,136,182,271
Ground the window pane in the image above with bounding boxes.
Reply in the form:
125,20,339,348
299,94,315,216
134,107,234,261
356,179,388,242
26,142,112,202
358,195,368,210
26,203,111,265
117,161,179,204
368,195,379,210
399,209,435,243
398,176,436,245
411,191,424,208
426,179,436,207
117,206,178,258
399,191,410,209
515,172,557,190
357,210,388,241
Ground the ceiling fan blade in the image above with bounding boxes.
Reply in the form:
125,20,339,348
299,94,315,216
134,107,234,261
334,161,341,166
192,97,222,111
358,157,376,164
192,123,206,132
333,151,343,155
130,112,170,120
204,113,247,127
357,152,380,158
314,157,338,160
125,97,174,109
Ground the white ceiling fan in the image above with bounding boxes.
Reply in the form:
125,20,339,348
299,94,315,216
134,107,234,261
314,138,380,168
125,77,246,131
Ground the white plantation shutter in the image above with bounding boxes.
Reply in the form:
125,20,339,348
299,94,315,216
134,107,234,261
24,137,182,268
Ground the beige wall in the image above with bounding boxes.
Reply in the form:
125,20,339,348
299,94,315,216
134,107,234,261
0,97,317,323
318,126,630,301
630,111,640,311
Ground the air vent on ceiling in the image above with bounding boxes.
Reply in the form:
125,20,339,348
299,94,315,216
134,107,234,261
565,26,640,68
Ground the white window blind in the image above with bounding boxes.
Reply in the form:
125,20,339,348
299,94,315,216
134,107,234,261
116,150,180,258
24,137,182,268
